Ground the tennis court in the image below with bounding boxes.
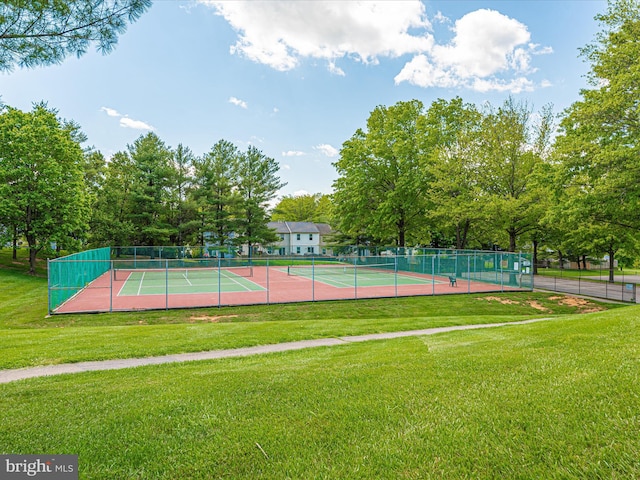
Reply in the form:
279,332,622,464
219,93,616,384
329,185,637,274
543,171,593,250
116,266,264,296
285,263,444,288
48,248,533,313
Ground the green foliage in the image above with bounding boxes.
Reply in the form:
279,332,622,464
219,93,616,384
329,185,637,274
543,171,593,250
233,146,285,253
190,140,240,246
0,103,88,273
272,193,332,223
0,0,151,71
475,98,554,252
554,0,640,278
333,100,431,247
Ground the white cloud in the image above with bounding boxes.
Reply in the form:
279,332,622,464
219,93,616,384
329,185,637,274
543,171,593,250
100,106,121,117
100,107,154,131
282,150,306,157
119,117,155,131
200,0,432,72
199,2,550,93
229,96,248,108
394,9,551,93
433,11,450,24
314,144,339,157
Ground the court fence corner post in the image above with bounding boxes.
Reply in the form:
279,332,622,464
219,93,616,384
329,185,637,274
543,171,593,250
165,259,169,310
47,258,51,315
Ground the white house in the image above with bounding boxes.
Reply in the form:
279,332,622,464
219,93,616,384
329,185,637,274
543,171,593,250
265,221,334,256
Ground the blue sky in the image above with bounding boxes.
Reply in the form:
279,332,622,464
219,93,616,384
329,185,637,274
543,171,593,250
0,0,606,199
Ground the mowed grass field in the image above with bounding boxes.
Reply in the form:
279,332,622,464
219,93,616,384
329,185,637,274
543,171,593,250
1,248,639,478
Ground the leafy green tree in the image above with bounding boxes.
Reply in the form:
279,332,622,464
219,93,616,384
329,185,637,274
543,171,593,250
127,132,175,246
232,146,285,256
425,98,486,249
554,0,640,279
333,100,431,248
90,151,137,247
0,0,150,71
0,103,88,272
272,193,332,223
190,140,240,246
168,143,195,245
475,97,554,252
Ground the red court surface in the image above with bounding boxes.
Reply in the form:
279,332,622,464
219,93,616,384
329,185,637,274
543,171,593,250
52,266,527,314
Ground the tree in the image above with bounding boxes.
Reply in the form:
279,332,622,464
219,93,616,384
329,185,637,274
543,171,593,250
554,0,640,279
272,193,332,223
0,103,88,273
332,100,431,248
167,143,195,245
233,146,285,257
190,140,240,246
0,0,151,71
127,132,175,247
425,98,486,249
474,97,554,252
90,151,137,247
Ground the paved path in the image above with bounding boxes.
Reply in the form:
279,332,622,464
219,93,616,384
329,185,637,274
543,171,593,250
0,318,551,384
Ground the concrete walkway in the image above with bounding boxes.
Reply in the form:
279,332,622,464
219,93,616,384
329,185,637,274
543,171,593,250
0,318,551,384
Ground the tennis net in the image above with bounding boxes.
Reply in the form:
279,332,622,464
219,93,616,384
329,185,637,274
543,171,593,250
287,263,396,276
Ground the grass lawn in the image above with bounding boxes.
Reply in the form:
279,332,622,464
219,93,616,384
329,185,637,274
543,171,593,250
1,248,638,478
0,248,621,369
1,307,639,478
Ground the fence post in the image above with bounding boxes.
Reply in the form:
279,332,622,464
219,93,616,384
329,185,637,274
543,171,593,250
312,256,315,302
218,256,221,308
432,255,435,296
467,254,471,294
110,260,113,313
47,259,51,315
165,259,169,310
395,254,398,297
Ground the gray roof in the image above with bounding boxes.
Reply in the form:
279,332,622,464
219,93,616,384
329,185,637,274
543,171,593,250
268,221,333,234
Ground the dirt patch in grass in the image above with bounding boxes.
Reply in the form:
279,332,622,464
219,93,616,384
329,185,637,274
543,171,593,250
478,294,606,314
526,301,550,312
189,315,239,323
547,296,606,313
481,296,520,305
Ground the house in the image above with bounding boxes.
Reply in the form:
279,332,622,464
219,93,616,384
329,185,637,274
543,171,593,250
265,221,334,256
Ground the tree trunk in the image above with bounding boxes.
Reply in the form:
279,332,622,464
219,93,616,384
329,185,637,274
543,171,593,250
532,239,538,275
608,245,615,283
12,225,18,260
582,255,588,270
508,228,517,252
558,250,564,270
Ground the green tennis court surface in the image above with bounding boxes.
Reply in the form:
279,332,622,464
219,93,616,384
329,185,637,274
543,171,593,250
285,264,444,288
117,268,265,296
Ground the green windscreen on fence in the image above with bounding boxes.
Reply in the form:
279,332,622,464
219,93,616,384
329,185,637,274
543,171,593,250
48,247,111,313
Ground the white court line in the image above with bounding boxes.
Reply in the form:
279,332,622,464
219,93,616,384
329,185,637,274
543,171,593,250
220,271,253,291
137,272,146,296
116,271,133,296
182,273,193,286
